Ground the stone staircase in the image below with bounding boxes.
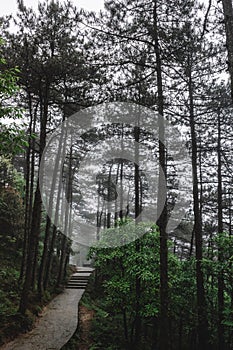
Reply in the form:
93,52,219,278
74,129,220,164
66,267,94,290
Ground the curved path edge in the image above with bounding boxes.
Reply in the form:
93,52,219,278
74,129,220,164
0,267,93,350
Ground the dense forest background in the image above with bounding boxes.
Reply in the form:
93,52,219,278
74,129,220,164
0,0,233,349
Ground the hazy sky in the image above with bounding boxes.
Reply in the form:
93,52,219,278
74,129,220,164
0,0,105,16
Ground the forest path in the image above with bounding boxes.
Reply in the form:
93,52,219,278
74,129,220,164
0,267,94,350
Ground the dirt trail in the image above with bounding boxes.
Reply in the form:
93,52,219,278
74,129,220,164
0,268,93,350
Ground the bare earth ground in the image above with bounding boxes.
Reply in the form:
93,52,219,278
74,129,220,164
0,288,85,350
76,305,95,350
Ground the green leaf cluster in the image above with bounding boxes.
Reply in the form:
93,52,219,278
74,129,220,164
0,38,27,157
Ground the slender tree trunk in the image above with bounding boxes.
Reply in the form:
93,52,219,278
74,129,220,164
153,1,169,349
217,109,225,350
19,82,49,313
222,0,233,101
119,159,124,220
97,181,101,239
63,241,71,280
44,116,69,289
107,164,113,228
57,234,67,286
228,190,232,236
114,163,120,226
20,98,32,283
19,180,42,313
38,126,66,295
119,124,124,221
20,96,37,283
189,229,195,258
20,147,30,284
134,125,141,347
31,85,49,290
188,60,209,350
38,216,51,295
57,145,73,286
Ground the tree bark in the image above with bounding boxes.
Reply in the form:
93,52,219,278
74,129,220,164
19,91,33,283
134,125,141,346
38,125,66,295
222,0,233,101
217,109,225,350
57,145,73,286
19,180,42,313
153,1,169,349
188,58,209,350
19,82,49,313
107,164,113,228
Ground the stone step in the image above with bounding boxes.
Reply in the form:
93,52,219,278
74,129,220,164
67,279,88,283
76,270,94,274
67,280,88,284
68,280,88,283
66,285,87,289
67,284,88,288
65,267,94,290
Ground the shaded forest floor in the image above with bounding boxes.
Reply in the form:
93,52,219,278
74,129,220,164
63,274,151,350
0,238,35,346
0,288,85,350
0,236,73,347
62,284,96,350
75,305,95,350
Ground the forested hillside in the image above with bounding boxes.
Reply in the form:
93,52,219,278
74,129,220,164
0,0,233,349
